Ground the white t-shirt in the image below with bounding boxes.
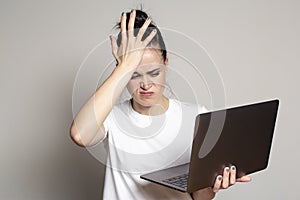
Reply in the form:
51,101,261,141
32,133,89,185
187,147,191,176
102,99,207,200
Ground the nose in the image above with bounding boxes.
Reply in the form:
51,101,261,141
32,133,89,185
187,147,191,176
140,76,152,90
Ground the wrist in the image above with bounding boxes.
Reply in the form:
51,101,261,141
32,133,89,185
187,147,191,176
116,61,138,72
113,63,136,76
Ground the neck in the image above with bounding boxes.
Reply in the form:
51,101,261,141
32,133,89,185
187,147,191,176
131,97,169,116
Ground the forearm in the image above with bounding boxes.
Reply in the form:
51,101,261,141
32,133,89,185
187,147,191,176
70,65,134,146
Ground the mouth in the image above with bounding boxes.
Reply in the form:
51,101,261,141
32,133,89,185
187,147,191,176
139,91,154,97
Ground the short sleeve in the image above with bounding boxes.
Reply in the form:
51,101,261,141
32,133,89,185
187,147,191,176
101,112,112,141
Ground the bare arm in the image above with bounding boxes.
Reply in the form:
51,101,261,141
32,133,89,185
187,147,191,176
70,66,135,147
70,10,156,147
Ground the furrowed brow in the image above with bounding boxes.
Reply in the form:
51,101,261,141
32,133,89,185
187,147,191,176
132,72,141,75
146,68,160,74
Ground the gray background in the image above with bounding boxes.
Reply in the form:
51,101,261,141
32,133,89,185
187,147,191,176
1,0,299,199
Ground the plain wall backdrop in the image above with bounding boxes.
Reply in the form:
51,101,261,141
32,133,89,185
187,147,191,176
1,0,299,199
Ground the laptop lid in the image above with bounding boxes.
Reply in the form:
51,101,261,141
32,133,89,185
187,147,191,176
187,99,279,192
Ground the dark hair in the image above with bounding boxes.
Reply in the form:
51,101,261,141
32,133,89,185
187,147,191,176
114,9,167,62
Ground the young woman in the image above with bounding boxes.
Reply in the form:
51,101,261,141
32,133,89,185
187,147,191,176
70,9,251,200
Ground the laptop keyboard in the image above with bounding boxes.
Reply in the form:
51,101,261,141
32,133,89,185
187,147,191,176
162,174,188,189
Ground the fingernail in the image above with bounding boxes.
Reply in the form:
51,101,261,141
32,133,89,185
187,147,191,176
231,166,236,171
153,29,157,33
131,9,135,14
122,12,126,16
217,175,222,181
225,167,230,173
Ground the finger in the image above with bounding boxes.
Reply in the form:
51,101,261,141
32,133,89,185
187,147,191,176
141,29,157,47
237,175,252,182
222,167,230,188
120,12,128,50
136,17,152,42
120,12,127,33
128,10,136,37
212,175,223,193
229,165,236,185
119,32,127,59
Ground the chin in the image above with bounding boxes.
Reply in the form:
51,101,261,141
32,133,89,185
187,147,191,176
138,99,156,107
133,96,157,108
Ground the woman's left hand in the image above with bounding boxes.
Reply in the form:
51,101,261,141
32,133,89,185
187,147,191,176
192,165,251,200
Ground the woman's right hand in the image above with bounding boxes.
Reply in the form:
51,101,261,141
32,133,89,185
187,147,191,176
110,10,157,70
70,10,157,148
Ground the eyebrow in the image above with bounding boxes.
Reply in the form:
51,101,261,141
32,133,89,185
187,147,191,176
132,68,161,76
146,68,161,74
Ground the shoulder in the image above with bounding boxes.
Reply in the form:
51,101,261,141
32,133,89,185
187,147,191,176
169,99,208,114
111,99,131,113
104,100,131,123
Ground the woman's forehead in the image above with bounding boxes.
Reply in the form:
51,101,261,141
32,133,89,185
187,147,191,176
135,63,166,74
136,49,165,72
140,49,164,64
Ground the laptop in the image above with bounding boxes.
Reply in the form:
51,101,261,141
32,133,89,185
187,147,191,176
140,99,279,193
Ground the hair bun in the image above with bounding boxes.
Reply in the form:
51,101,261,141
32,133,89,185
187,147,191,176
126,10,154,29
135,10,148,21
114,9,167,62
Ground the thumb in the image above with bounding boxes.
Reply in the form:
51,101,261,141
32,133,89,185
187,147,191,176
110,35,119,61
237,175,252,182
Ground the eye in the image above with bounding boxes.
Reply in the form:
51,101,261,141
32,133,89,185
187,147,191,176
131,73,140,79
150,71,160,77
